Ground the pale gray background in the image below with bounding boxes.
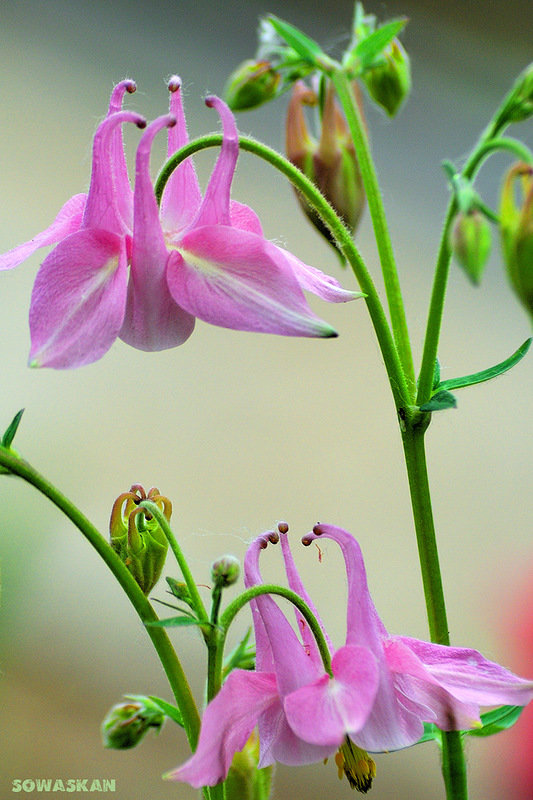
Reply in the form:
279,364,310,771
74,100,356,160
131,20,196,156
1,1,532,798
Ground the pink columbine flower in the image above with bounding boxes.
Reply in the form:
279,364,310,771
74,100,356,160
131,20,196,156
1,77,360,368
168,523,533,790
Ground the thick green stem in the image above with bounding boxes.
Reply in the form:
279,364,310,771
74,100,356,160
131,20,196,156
329,68,416,396
0,448,201,750
401,425,468,800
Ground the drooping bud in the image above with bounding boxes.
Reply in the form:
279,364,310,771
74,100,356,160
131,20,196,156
362,38,411,117
334,737,376,794
499,162,533,319
211,554,241,588
286,79,365,253
109,485,170,595
225,731,273,800
224,60,281,111
449,208,492,284
101,696,164,750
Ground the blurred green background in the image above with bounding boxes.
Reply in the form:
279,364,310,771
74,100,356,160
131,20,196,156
1,1,532,798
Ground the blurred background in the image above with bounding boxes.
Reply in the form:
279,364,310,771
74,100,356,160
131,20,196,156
1,1,532,798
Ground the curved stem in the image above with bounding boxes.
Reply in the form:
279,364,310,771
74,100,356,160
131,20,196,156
156,134,411,411
329,68,416,396
215,583,334,695
140,499,210,628
0,447,201,750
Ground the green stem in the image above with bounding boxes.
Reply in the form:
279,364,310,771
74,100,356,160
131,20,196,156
140,499,210,629
0,447,201,750
400,424,467,799
155,134,411,411
329,67,416,396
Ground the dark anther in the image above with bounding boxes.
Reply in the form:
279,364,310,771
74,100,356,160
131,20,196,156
277,521,289,534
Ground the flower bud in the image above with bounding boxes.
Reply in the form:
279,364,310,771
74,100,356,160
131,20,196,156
449,209,492,284
497,63,533,126
286,80,365,251
101,697,164,750
500,162,533,319
211,555,241,587
109,485,170,595
362,38,411,116
225,731,273,800
224,60,281,111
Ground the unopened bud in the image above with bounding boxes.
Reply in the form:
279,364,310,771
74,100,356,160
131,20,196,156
109,485,170,595
101,697,164,750
211,555,241,588
286,80,365,251
362,39,410,116
449,209,492,284
224,60,281,111
500,162,533,319
497,63,533,127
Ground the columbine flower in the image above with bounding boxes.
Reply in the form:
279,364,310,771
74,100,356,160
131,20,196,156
1,77,360,368
168,523,533,790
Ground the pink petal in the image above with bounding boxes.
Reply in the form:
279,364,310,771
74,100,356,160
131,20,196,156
392,636,533,710
259,700,335,767
168,226,337,337
283,250,363,303
166,670,279,788
0,193,86,271
29,229,127,368
120,115,195,351
284,645,379,747
190,95,238,228
107,79,137,228
244,534,321,693
229,200,263,235
279,530,333,663
82,110,145,234
160,77,202,236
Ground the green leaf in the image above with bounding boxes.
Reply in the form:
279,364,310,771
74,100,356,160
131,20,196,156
266,15,326,65
416,722,442,746
148,695,184,728
465,705,524,738
145,615,209,628
355,18,407,70
438,338,531,392
415,705,524,747
419,389,457,412
1,408,24,448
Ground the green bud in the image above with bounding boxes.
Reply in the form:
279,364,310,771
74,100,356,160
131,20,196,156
109,485,170,595
224,60,281,111
449,209,492,284
496,63,533,127
286,79,365,252
500,162,533,319
211,555,241,587
225,732,273,800
362,38,411,116
101,697,164,750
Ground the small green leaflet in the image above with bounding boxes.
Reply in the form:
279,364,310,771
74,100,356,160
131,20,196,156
1,408,24,448
148,695,184,728
416,705,525,746
419,338,531,412
145,615,210,628
354,19,407,71
266,15,326,65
